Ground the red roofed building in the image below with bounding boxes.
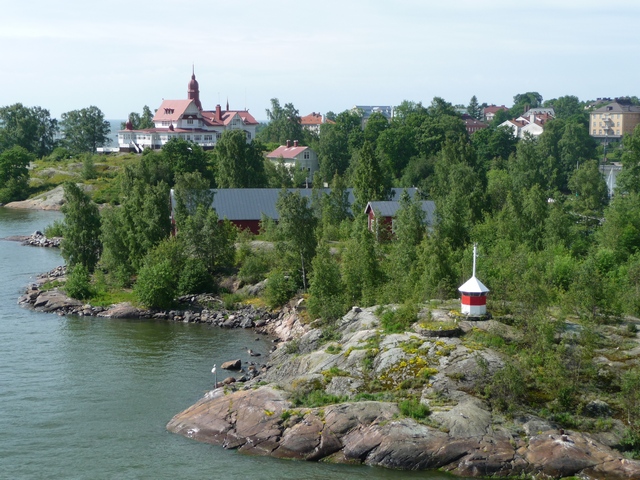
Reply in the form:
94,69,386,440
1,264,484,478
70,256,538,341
266,140,319,184
300,112,334,136
118,70,258,152
483,105,508,122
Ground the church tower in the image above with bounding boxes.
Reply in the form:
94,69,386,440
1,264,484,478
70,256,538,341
188,66,203,111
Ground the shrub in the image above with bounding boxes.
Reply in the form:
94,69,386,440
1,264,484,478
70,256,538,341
44,219,65,238
379,303,419,333
64,264,94,300
238,250,272,284
263,269,297,308
291,389,347,408
134,260,176,309
398,398,430,420
178,257,214,295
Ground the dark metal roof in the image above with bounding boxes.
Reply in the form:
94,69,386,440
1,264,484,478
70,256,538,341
170,187,418,221
365,200,436,225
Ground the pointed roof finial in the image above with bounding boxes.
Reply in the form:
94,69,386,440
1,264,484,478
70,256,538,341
226,97,229,111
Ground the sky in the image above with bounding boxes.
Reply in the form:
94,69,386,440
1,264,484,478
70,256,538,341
2,0,639,121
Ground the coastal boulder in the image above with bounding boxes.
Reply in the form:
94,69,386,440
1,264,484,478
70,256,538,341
221,359,242,370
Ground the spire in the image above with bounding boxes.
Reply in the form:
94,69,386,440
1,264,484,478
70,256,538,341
226,97,229,111
188,67,202,111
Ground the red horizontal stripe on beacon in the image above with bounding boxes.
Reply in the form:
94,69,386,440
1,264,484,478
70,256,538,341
461,295,486,306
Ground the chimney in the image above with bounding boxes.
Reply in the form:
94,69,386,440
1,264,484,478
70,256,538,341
286,140,291,148
293,140,298,147
216,104,222,121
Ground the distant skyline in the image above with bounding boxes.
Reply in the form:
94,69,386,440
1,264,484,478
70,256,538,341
3,1,639,120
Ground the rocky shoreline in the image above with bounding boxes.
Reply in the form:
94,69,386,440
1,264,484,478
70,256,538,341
4,231,62,248
166,307,640,479
16,262,640,478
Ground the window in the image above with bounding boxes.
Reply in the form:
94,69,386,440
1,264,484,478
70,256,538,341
204,135,212,141
162,121,170,126
303,151,310,160
216,133,223,141
194,135,201,141
187,119,194,125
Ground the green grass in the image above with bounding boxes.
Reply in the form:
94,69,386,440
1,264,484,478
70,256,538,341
291,389,347,408
398,398,431,420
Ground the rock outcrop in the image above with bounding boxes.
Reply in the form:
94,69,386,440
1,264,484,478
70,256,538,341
167,306,640,479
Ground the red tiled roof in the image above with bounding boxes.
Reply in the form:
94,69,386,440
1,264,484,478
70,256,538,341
152,100,194,122
484,105,508,114
266,145,309,159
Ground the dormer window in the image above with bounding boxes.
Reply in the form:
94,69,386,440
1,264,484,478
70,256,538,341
164,108,174,115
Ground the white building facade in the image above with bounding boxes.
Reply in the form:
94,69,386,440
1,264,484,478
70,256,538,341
118,72,258,152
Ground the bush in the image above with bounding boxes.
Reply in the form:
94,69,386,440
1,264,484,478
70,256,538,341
398,398,430,420
263,269,297,308
178,257,214,295
44,219,65,238
64,264,94,300
238,250,272,284
379,303,418,333
134,260,176,309
291,389,347,408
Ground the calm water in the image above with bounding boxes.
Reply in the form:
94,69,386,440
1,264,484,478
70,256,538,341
0,208,459,480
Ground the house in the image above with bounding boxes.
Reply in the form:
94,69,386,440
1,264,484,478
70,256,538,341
118,70,258,153
462,115,488,135
364,199,435,235
352,105,394,128
483,105,508,122
589,99,640,141
170,188,420,234
300,112,334,136
266,141,319,184
499,110,554,138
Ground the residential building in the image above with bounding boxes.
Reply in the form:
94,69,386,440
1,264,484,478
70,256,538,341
118,70,258,152
266,140,319,184
300,112,334,136
462,115,488,135
352,105,394,128
499,110,554,138
483,105,508,122
365,199,435,236
589,99,640,141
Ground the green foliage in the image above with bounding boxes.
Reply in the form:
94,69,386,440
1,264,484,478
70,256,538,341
64,264,94,300
0,103,58,157
160,138,211,186
307,242,345,321
238,249,273,285
341,217,383,306
178,257,214,295
44,219,65,238
134,259,177,309
60,106,111,154
81,155,97,180
213,130,266,188
172,171,214,228
60,182,102,272
0,146,33,203
275,189,317,289
263,269,297,308
352,140,391,212
179,206,236,277
291,389,347,408
398,398,430,420
133,237,185,308
99,179,171,285
379,303,418,333
259,98,306,145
